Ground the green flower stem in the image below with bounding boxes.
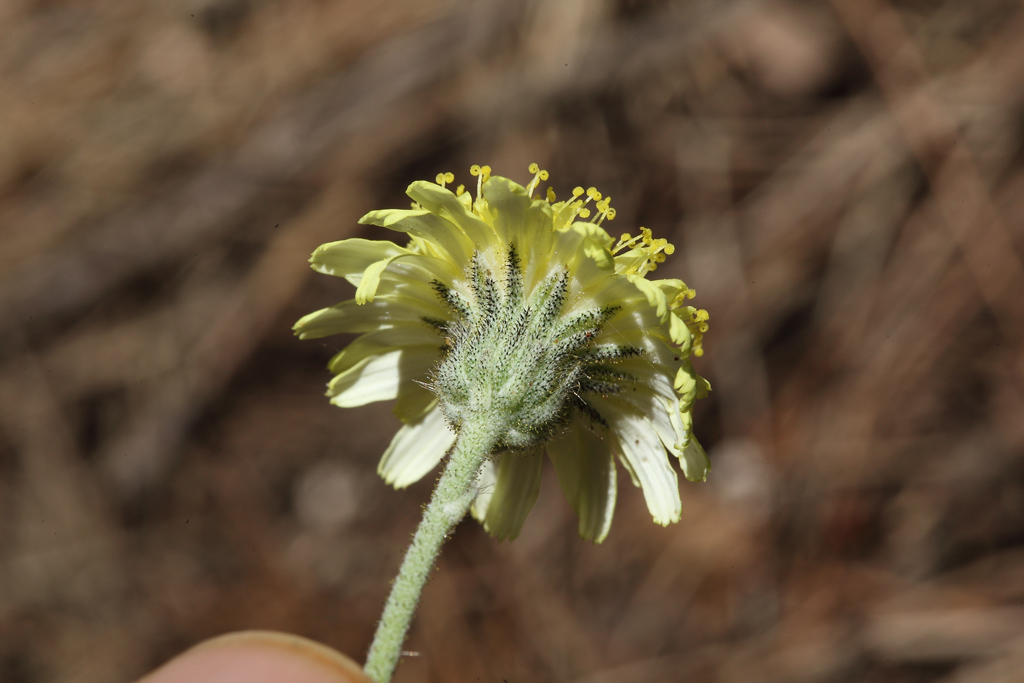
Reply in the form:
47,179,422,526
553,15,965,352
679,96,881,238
364,417,500,683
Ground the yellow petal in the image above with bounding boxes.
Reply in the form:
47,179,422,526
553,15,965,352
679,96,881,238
359,208,472,266
327,347,436,408
482,451,544,541
378,407,455,489
548,424,617,542
310,238,407,283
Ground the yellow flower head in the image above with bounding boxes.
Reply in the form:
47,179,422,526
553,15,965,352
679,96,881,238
295,165,710,542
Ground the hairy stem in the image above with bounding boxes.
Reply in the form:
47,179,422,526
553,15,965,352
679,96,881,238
363,418,499,683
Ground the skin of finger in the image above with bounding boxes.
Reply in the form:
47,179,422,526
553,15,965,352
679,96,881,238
138,630,373,683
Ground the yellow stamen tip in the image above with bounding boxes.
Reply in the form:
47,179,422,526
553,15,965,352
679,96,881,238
529,162,539,173
572,186,585,197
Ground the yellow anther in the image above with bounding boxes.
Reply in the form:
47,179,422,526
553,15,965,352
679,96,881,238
455,184,466,196
572,187,585,197
435,173,445,185
664,243,675,255
470,164,489,201
594,197,614,225
546,187,557,202
606,208,616,220
444,172,455,183
586,187,598,198
579,208,591,218
526,165,550,198
687,289,696,299
613,233,636,254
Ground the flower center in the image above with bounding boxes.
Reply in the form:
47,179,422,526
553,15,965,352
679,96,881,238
427,246,640,450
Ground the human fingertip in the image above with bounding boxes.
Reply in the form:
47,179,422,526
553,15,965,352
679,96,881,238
139,630,372,683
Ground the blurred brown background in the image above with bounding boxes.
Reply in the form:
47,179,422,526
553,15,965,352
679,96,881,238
2,0,1024,681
